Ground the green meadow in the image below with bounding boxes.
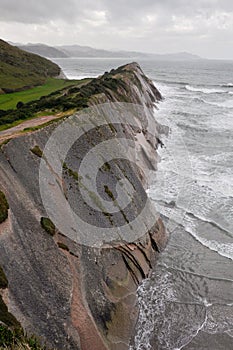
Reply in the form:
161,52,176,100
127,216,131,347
0,78,84,110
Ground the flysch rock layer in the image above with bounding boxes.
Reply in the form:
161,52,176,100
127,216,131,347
0,63,168,349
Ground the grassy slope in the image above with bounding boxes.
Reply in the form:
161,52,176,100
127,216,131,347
0,78,85,110
0,77,91,132
0,39,60,91
0,64,135,129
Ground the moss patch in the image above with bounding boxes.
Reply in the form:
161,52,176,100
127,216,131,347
102,162,111,172
57,242,69,252
0,266,8,289
63,164,82,183
0,191,9,224
104,185,115,201
0,296,20,329
40,217,55,236
30,145,43,158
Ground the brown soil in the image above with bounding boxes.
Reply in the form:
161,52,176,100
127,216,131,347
0,114,64,143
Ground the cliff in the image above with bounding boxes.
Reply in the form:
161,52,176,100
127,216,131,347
0,63,167,349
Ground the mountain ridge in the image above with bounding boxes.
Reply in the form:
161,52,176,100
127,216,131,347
15,42,202,60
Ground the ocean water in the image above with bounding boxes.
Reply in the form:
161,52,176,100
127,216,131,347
52,57,233,349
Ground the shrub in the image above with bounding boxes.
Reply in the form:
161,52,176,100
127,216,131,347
0,110,8,118
68,87,80,94
0,190,9,224
40,217,55,236
16,101,24,109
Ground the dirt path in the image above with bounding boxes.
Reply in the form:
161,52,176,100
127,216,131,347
0,113,63,143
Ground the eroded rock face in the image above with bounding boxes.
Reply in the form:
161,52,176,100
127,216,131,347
0,63,167,349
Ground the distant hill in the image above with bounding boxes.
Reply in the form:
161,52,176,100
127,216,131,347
13,42,202,60
17,43,68,58
56,44,131,58
0,39,61,93
57,45,201,60
150,52,201,61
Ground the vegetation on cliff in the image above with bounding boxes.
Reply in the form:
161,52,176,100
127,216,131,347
40,217,55,236
0,62,161,130
0,325,49,349
0,267,8,289
0,191,9,224
0,265,48,349
0,77,91,129
0,78,88,111
0,263,20,331
0,39,60,92
30,145,43,158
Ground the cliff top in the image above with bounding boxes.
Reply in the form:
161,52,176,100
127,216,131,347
0,61,162,135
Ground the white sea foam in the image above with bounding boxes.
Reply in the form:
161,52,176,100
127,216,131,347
185,85,224,94
202,99,233,109
133,64,233,350
222,83,233,87
65,73,98,80
184,225,233,261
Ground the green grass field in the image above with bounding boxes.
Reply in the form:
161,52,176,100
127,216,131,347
0,78,88,110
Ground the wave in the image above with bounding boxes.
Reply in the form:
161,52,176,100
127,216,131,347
158,203,233,261
185,210,233,239
159,204,233,260
158,198,233,239
186,226,233,261
202,99,233,109
158,200,233,260
155,81,233,89
221,83,233,87
65,73,98,80
176,122,208,133
154,79,189,86
185,85,225,94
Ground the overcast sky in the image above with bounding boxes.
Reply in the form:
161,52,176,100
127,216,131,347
0,0,233,59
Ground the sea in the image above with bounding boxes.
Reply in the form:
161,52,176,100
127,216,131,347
52,57,233,349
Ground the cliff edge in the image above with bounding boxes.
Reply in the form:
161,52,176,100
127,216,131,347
0,63,167,349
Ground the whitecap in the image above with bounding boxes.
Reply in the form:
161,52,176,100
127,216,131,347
221,83,233,87
185,85,224,94
185,225,233,261
202,99,233,109
63,73,98,80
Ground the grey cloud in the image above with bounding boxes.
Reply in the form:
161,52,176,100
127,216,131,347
0,0,87,23
1,0,232,24
0,0,233,58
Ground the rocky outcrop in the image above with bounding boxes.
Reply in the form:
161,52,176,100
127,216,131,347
0,63,167,349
